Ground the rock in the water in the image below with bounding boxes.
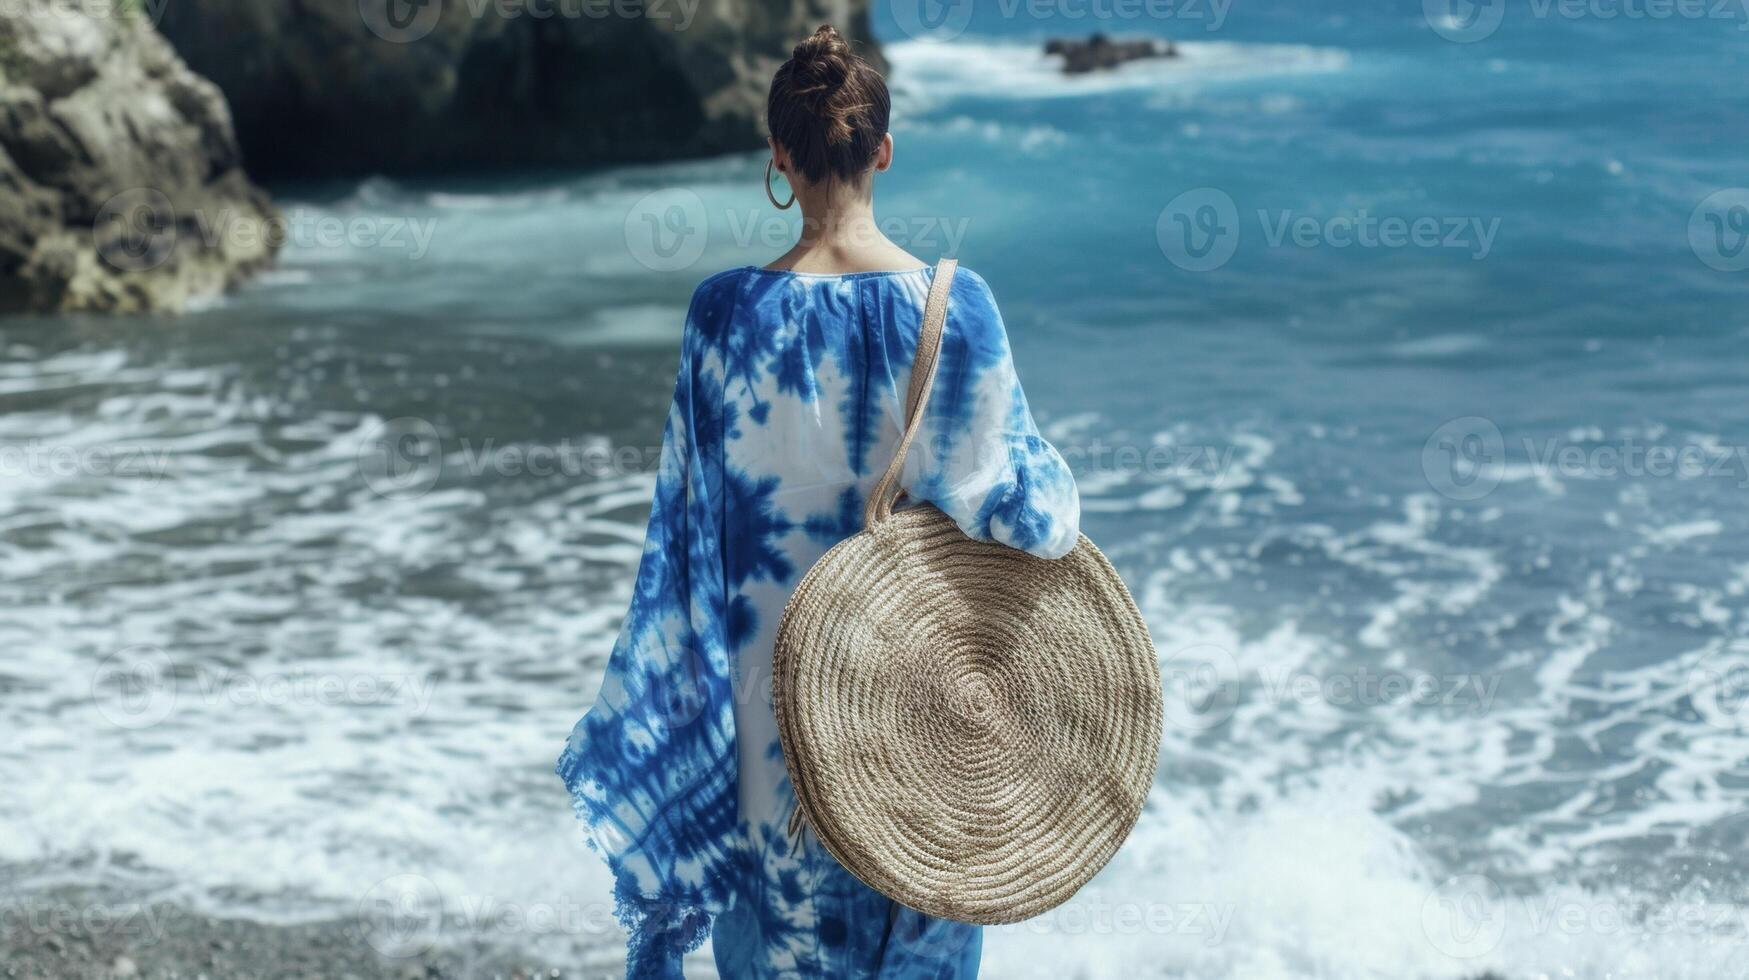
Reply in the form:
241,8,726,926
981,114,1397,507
156,0,885,179
0,8,277,315
1045,33,1176,74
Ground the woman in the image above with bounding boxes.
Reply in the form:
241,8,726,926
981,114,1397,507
557,25,1080,979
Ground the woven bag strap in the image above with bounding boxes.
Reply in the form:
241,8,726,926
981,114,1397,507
864,258,958,528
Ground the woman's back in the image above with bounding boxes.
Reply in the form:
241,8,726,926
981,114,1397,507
703,262,1081,972
557,23,1080,980
561,262,1079,975
694,265,1078,569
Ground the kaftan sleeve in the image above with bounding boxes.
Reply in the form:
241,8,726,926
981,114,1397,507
907,269,1081,560
557,274,740,978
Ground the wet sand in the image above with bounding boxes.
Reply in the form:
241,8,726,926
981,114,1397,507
0,889,585,980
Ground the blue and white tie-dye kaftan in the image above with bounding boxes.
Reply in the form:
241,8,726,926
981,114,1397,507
557,265,1080,979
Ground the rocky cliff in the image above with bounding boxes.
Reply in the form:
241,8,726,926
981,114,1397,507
0,1,879,315
0,7,277,314
156,0,885,178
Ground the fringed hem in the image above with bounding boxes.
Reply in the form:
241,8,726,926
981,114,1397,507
615,876,713,980
557,751,717,979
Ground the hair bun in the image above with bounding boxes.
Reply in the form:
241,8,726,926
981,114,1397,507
792,24,852,74
788,25,854,134
766,23,890,182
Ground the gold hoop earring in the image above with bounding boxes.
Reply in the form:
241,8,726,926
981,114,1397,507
765,159,796,210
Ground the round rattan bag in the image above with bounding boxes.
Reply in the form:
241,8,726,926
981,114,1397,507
773,260,1162,925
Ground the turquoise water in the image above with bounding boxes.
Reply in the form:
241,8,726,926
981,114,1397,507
3,3,1747,977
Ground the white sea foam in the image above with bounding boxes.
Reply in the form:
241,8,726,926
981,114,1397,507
985,787,1749,979
1386,333,1490,359
6,394,1746,976
900,115,1072,154
427,188,571,211
576,304,690,347
0,350,642,957
5,280,1746,979
886,38,1351,110
974,577,1749,979
1641,519,1724,546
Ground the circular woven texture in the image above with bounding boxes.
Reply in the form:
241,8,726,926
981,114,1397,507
773,504,1162,925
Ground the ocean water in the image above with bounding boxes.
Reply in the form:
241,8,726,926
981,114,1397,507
4,2,1748,977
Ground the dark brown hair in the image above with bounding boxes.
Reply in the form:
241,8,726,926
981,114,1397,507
766,25,891,186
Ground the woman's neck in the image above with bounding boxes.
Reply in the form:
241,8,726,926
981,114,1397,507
796,202,879,249
793,178,880,248
769,183,924,274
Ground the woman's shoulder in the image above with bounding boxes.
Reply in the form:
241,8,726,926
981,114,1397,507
689,266,754,309
678,267,755,348
680,262,998,318
944,264,996,307
940,265,1009,353
944,262,991,289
